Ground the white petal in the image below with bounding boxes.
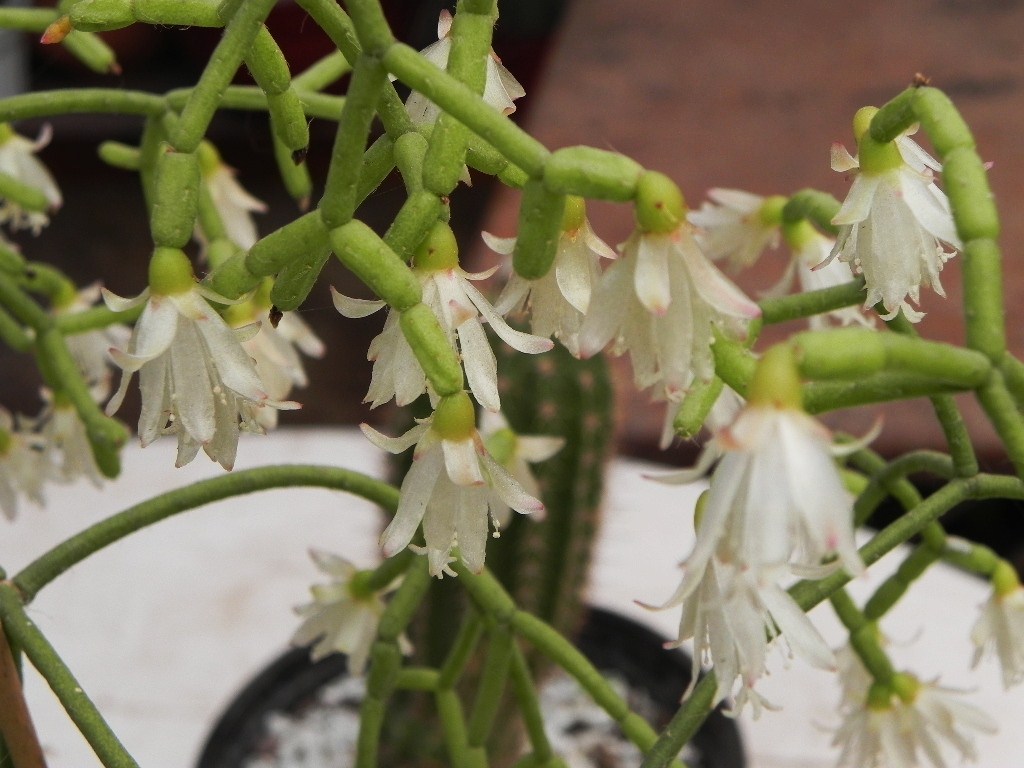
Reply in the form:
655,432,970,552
360,421,429,454
461,279,553,354
331,286,386,318
442,436,485,486
457,320,501,412
635,233,672,314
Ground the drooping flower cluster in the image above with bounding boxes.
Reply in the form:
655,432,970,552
648,346,864,710
825,109,961,322
688,188,871,329
333,222,551,412
105,248,297,470
291,550,410,675
578,173,761,400
363,392,545,578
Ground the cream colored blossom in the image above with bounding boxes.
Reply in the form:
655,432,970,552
579,225,760,398
104,284,297,470
291,550,409,675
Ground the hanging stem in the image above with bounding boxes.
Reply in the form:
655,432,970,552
885,312,978,476
872,86,1005,360
14,465,400,601
0,583,140,768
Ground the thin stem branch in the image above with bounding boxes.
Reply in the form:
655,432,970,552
0,583,140,768
14,465,400,601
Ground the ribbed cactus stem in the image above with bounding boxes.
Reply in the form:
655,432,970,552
490,342,614,639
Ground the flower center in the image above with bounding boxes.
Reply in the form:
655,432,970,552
148,247,196,296
635,171,686,234
433,392,476,441
413,222,460,272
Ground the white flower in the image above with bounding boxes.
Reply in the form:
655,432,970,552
578,225,760,398
649,556,835,715
832,674,997,768
104,282,298,470
362,403,544,578
197,143,267,251
228,298,325,431
332,266,551,413
40,396,104,488
0,123,62,234
825,131,960,322
0,408,55,520
767,226,873,330
291,550,409,675
486,213,616,356
659,402,865,580
54,283,131,403
404,10,525,126
688,188,781,272
479,410,564,526
970,577,1024,689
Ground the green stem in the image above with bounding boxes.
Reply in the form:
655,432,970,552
885,312,978,476
1000,354,1024,406
467,628,513,747
394,667,440,691
342,0,395,54
0,306,30,352
848,447,924,526
871,86,1005,360
792,329,990,387
384,42,550,178
781,188,840,234
709,332,757,397
803,372,971,415
790,473,1024,612
438,611,485,689
293,0,411,138
977,371,1024,478
508,643,553,762
829,589,896,684
454,565,682,766
421,3,496,195
292,51,353,92
0,7,58,31
55,301,144,335
171,0,277,153
862,542,942,621
165,85,345,121
941,540,999,577
436,688,475,768
355,640,401,768
320,54,390,229
0,90,166,123
638,673,715,768
0,584,140,768
14,465,400,601
758,278,865,326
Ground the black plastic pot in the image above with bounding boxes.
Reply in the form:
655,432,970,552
196,607,744,768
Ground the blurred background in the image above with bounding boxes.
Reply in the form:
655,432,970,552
3,0,1024,564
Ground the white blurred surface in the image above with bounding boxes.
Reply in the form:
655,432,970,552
2,428,1021,766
